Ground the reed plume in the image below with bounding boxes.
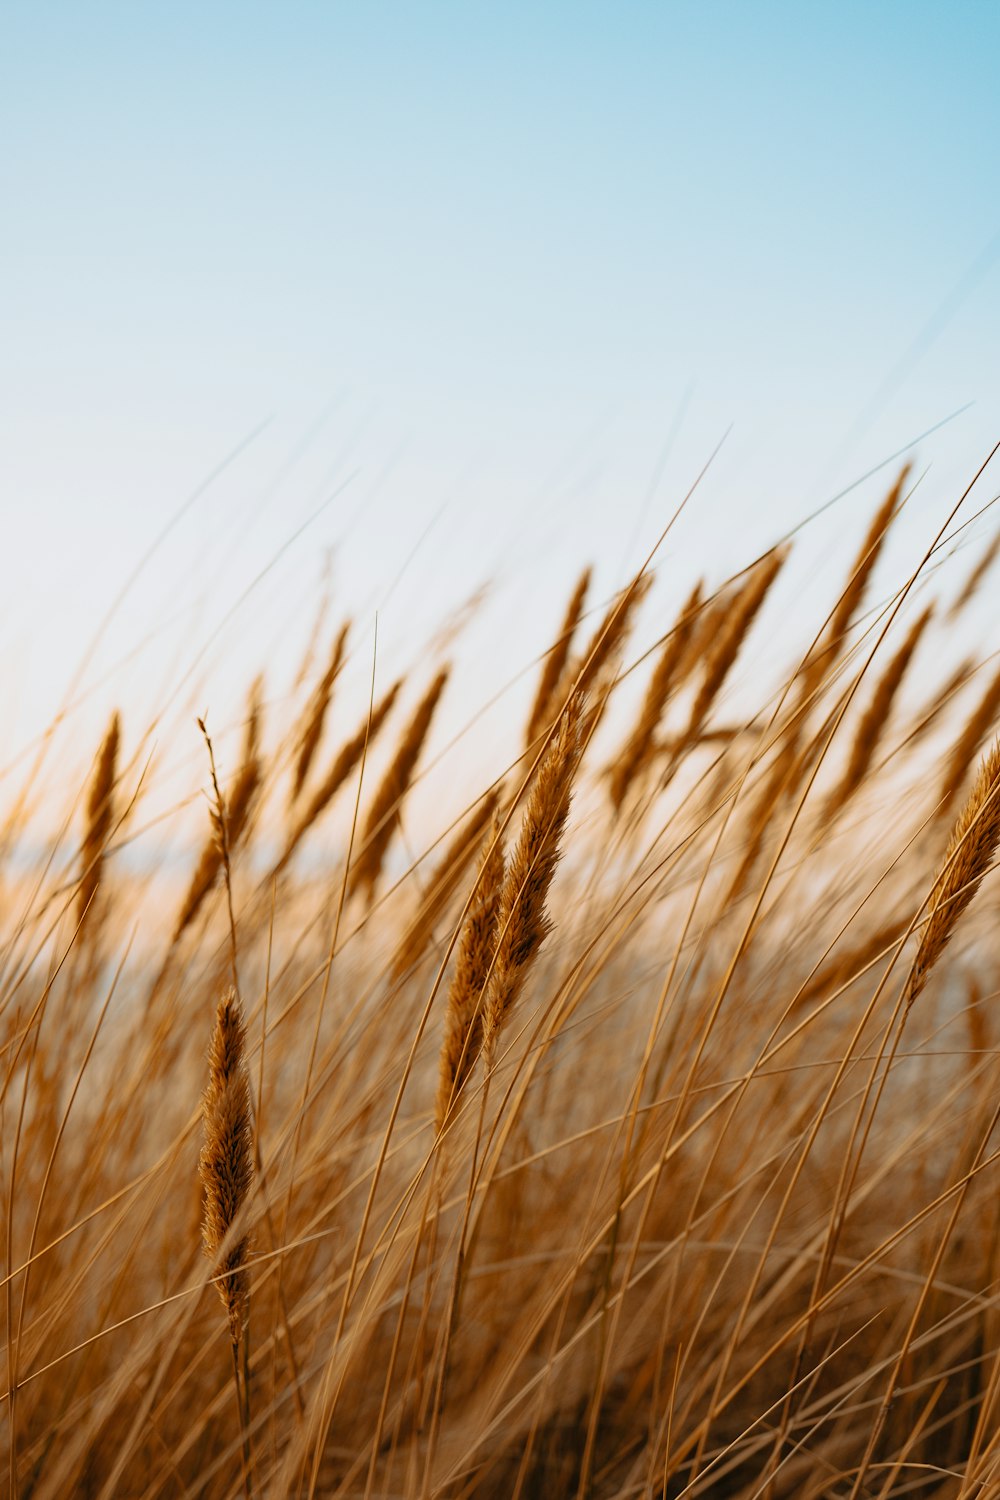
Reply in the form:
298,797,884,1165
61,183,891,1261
573,572,652,699
609,581,703,811
483,695,583,1054
827,604,933,815
686,548,786,742
937,662,1000,816
949,526,1000,620
173,690,262,942
78,710,120,927
799,464,909,699
435,811,505,1131
290,619,350,802
200,988,255,1343
524,566,591,748
349,668,450,899
392,789,500,981
905,740,1000,1008
281,678,401,866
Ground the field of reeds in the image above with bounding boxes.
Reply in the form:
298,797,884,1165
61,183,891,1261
6,450,1000,1498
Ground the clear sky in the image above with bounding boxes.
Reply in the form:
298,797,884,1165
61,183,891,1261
3,2,1000,780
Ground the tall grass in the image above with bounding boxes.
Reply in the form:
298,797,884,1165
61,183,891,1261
4,459,1000,1497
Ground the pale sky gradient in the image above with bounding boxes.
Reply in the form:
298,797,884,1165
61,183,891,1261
3,2,1000,786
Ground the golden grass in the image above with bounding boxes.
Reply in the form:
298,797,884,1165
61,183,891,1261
6,460,1000,1498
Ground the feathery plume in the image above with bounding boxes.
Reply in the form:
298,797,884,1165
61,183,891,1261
79,710,120,928
937,662,1000,816
173,690,263,942
483,695,583,1053
799,465,909,699
525,566,591,748
905,741,1000,1008
200,989,255,1343
435,811,505,1130
290,619,350,802
349,668,450,900
392,789,500,981
281,679,401,866
687,549,786,741
609,581,703,811
949,526,1000,620
573,572,652,699
827,605,933,815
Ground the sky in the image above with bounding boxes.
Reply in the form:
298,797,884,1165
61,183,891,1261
2,2,1000,789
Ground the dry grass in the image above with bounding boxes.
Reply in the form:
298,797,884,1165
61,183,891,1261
6,459,1000,1498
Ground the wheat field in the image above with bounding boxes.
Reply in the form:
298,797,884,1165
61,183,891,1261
6,454,1000,1498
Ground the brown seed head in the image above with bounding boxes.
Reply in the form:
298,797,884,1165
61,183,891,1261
291,619,350,801
525,566,591,749
435,810,505,1131
906,741,1000,1009
199,989,255,1343
79,710,120,927
484,695,584,1052
349,668,450,900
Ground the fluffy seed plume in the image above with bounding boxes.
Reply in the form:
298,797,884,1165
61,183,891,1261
78,710,120,927
525,566,591,748
435,811,505,1131
392,789,500,981
687,549,786,741
290,619,350,802
949,526,1000,620
281,679,401,867
200,989,255,1344
905,741,1000,1008
173,690,263,942
827,605,933,815
800,465,909,699
483,695,583,1053
349,668,450,900
937,662,1000,816
573,572,652,700
609,581,703,811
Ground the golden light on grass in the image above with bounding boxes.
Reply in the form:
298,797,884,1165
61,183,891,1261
9,462,1000,1498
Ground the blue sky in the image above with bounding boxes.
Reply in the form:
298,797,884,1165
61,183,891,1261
3,3,1000,773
